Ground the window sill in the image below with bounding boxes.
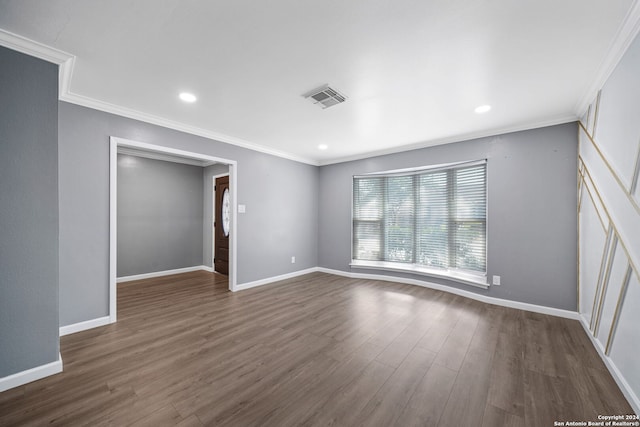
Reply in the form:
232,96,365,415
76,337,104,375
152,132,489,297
349,260,489,289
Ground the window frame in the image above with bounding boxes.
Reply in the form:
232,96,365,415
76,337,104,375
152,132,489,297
350,159,488,288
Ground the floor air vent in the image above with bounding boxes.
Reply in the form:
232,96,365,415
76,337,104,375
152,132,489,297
304,85,347,109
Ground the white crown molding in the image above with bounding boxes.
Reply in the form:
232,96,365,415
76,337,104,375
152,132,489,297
319,114,578,166
0,353,63,393
0,29,72,64
574,0,640,116
59,55,75,96
0,29,75,100
61,92,319,166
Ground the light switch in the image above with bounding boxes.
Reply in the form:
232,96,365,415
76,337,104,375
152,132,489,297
238,204,246,213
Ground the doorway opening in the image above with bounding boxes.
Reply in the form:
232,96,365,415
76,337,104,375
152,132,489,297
109,136,238,323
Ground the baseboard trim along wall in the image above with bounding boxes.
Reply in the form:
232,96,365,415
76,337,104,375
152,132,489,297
59,316,111,337
316,267,579,320
578,315,640,416
0,353,63,393
72,266,581,336
237,266,577,319
235,267,319,291
116,265,213,283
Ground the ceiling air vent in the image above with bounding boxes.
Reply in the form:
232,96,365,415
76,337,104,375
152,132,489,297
304,85,347,109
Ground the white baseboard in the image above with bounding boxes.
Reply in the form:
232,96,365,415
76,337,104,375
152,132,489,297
0,352,63,393
115,265,576,318
578,316,640,416
317,267,579,320
235,267,320,291
59,316,112,337
116,265,211,283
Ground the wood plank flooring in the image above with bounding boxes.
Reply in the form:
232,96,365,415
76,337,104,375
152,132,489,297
0,271,633,426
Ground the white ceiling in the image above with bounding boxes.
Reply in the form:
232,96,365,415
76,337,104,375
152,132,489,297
0,0,638,165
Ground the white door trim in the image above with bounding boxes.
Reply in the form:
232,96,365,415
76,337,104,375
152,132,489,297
109,137,238,323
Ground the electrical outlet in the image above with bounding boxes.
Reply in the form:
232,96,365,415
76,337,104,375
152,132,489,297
291,256,296,264
492,275,501,286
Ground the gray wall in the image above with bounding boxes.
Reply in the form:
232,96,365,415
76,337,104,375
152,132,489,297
318,123,578,310
117,154,204,277
59,101,319,326
203,163,230,268
0,46,59,376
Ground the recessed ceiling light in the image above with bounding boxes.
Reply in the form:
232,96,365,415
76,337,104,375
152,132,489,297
474,105,491,114
318,144,328,150
179,92,197,103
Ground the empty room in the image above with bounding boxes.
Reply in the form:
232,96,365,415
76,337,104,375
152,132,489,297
1,1,640,426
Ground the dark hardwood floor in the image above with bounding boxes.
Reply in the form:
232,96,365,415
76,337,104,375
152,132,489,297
0,271,633,426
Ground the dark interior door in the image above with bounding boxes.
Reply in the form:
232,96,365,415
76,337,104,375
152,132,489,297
214,175,230,275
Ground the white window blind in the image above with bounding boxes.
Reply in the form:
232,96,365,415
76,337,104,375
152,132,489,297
352,161,487,276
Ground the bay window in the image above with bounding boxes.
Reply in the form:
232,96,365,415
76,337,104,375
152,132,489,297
352,160,487,285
